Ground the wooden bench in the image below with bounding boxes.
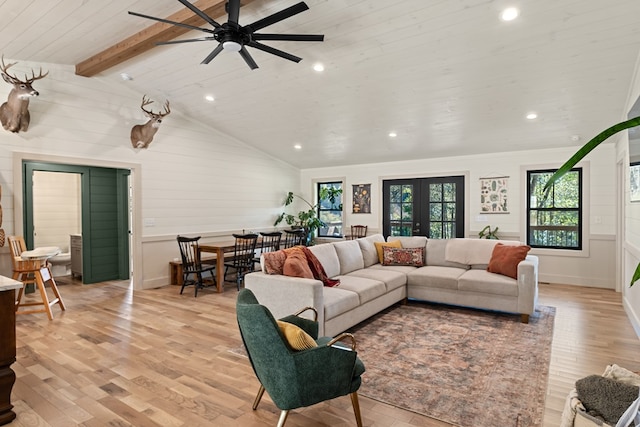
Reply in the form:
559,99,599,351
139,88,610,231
169,256,217,286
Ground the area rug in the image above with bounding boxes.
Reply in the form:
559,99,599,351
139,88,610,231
347,303,555,427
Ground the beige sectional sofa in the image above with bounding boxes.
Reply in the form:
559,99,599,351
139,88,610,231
245,234,538,337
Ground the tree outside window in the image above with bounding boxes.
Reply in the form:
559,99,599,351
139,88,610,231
527,168,582,249
317,182,343,237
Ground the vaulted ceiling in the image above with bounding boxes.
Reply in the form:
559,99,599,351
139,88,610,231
2,0,640,168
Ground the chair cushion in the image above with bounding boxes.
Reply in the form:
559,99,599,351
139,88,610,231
277,320,318,350
487,243,531,279
374,240,402,263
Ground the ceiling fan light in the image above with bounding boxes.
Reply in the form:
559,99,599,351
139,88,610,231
223,41,242,52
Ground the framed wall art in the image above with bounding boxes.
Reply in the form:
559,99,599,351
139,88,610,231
479,176,509,213
353,184,371,213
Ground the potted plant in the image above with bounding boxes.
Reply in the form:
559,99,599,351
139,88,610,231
274,187,343,245
478,225,499,239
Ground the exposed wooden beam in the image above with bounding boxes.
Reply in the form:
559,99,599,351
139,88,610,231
75,0,258,77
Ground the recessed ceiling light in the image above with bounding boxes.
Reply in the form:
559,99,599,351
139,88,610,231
204,94,215,102
313,63,325,72
526,112,538,120
500,7,519,21
294,144,302,150
389,132,397,137
120,72,133,81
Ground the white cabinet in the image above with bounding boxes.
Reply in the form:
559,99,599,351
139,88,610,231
70,234,82,278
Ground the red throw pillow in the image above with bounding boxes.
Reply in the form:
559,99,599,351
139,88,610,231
283,250,314,279
487,243,531,279
382,246,424,267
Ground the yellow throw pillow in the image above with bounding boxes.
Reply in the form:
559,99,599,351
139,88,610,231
277,320,318,351
374,240,402,263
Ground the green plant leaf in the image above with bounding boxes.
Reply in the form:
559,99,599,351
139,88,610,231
542,116,640,198
631,262,640,287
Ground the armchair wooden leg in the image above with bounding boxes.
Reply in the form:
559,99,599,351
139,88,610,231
350,392,363,427
252,385,265,410
276,410,289,427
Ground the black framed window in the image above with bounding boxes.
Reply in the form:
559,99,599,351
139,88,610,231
317,182,343,237
527,168,582,249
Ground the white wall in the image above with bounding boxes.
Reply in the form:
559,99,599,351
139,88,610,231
301,144,617,288
0,60,299,289
32,171,81,251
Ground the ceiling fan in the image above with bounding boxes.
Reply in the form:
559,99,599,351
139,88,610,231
128,0,324,70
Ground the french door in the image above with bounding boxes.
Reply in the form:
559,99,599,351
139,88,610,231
382,176,465,238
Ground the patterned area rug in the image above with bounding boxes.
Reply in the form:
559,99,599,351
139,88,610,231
347,302,555,427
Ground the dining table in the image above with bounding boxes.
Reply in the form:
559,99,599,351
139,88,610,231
198,237,277,293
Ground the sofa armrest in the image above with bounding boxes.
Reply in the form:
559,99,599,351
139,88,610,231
516,255,539,315
244,271,326,334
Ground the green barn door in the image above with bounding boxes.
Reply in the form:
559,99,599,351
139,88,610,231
84,167,130,283
23,162,130,284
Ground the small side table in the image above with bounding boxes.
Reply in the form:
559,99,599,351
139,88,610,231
0,276,23,425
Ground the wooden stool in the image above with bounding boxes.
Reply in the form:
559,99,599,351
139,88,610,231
14,260,66,321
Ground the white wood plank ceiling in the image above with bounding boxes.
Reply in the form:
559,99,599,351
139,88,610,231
2,0,640,168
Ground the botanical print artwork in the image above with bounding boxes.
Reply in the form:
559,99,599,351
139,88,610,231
631,163,640,202
480,177,509,213
353,184,371,213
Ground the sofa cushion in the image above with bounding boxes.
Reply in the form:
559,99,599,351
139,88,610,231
457,269,518,296
407,266,467,290
487,243,531,279
333,240,365,275
334,275,387,304
322,287,361,320
308,243,341,278
387,236,428,249
348,266,407,292
277,320,318,350
426,239,469,269
358,234,385,267
445,238,522,266
374,240,402,263
369,263,418,276
382,246,425,267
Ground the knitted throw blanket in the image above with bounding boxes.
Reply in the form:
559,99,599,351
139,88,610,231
576,375,640,425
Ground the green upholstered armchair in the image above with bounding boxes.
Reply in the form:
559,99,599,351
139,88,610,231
236,288,365,427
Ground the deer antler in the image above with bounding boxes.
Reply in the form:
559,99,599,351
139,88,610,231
140,95,170,117
1,55,48,84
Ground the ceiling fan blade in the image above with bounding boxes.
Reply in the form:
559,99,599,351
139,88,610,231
246,2,309,32
128,11,216,34
239,46,259,70
227,0,241,26
252,33,324,42
156,37,215,45
176,0,222,29
248,41,302,63
201,43,225,64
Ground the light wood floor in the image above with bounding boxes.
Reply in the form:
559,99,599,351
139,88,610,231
8,278,640,427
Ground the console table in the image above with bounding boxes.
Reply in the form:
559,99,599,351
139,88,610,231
0,276,22,425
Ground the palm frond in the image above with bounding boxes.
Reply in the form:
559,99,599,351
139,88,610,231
542,116,640,198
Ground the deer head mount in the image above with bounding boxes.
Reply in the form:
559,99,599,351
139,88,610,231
0,55,48,133
130,95,171,149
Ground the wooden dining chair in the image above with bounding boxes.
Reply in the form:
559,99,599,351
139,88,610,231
253,231,282,270
224,233,259,290
349,225,368,240
8,236,66,320
176,235,217,297
282,229,306,248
